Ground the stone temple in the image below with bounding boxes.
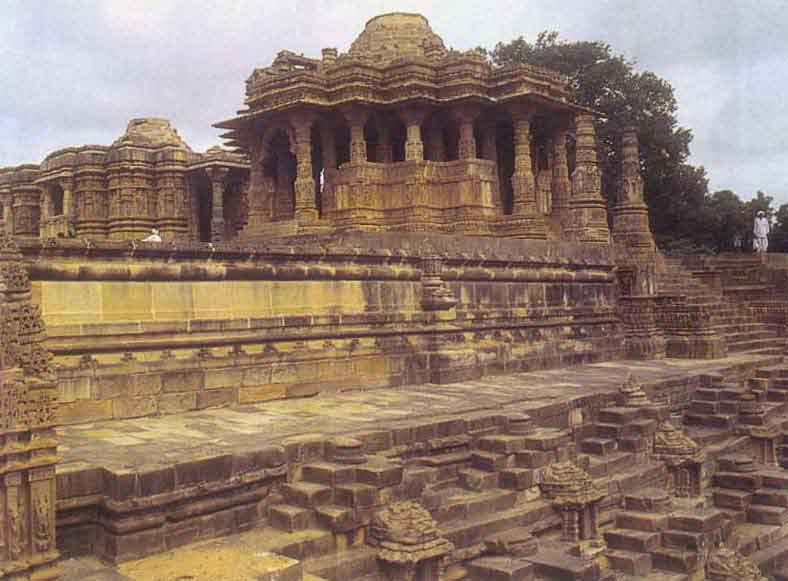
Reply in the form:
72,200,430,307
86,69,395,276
2,12,788,581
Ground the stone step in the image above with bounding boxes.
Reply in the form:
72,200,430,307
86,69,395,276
667,509,725,532
314,504,366,533
302,462,357,487
282,481,333,509
604,528,661,552
688,400,719,414
761,471,788,489
684,412,736,429
472,450,513,472
268,504,315,533
478,434,528,455
713,488,753,510
615,510,669,532
580,437,618,456
587,452,632,478
499,468,538,491
748,503,788,525
650,547,700,574
466,556,534,581
524,549,601,580
441,499,555,550
661,529,705,551
303,546,379,580
435,489,518,523
334,483,380,509
459,467,501,491
607,548,653,577
714,471,763,491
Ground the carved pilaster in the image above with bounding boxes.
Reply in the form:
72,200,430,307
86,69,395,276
400,109,427,162
292,113,318,225
0,196,12,235
427,124,445,162
320,121,338,215
567,113,610,244
550,123,572,224
452,106,480,160
376,121,394,163
343,109,369,164
246,136,272,228
206,167,229,242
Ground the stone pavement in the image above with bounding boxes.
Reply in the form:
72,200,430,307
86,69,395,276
58,353,774,476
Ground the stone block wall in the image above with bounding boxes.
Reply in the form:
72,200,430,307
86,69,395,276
20,233,624,424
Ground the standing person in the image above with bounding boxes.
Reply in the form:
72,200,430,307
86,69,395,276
753,211,770,253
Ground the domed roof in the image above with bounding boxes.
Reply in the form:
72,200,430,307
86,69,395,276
112,118,190,149
348,13,446,64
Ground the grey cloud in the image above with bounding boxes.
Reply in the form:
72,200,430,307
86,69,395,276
2,0,787,204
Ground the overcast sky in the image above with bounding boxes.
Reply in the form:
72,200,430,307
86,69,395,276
2,0,787,204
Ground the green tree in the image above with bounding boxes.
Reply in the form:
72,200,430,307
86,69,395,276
487,32,709,248
702,190,747,251
771,203,788,252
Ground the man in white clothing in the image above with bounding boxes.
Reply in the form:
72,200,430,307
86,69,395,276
753,211,770,253
141,228,162,243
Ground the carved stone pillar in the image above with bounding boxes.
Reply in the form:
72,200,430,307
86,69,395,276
612,126,656,253
292,113,318,225
426,124,445,162
206,167,229,242
61,179,74,219
320,121,338,215
343,109,368,164
39,190,51,222
510,110,537,216
376,121,394,163
1,196,13,234
11,190,41,237
245,137,272,229
567,113,610,243
401,109,426,162
550,122,572,224
479,121,498,162
453,106,479,160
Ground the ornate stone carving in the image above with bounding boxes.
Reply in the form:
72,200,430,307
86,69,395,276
420,254,457,311
619,373,651,407
370,501,453,581
706,546,766,581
